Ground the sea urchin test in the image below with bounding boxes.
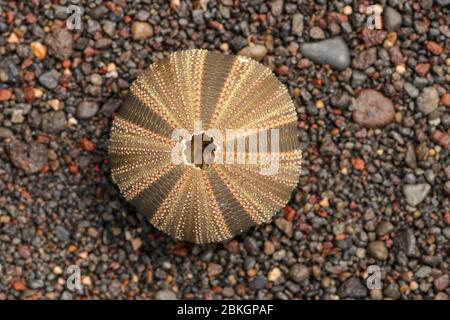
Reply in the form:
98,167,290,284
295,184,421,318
108,49,302,244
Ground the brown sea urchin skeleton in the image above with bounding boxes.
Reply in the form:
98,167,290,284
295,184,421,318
108,49,302,244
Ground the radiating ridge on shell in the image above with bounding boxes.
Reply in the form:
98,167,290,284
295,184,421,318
108,49,302,244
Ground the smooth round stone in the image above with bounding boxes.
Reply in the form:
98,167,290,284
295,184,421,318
352,89,395,128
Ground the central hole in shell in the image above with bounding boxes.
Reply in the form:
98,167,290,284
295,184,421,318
183,133,217,169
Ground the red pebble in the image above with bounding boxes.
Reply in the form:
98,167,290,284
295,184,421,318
432,130,450,149
83,47,95,57
441,93,450,108
335,234,346,241
25,12,36,24
208,20,224,30
24,87,35,103
6,11,14,24
80,138,96,152
69,163,79,174
444,213,450,227
276,65,289,76
0,89,12,101
283,206,296,221
123,16,131,24
414,63,430,76
11,279,26,291
351,158,365,171
426,41,443,55
62,59,71,69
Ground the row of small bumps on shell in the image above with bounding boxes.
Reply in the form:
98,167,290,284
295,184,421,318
108,49,302,244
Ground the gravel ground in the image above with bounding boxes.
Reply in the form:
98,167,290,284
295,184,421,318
0,0,449,300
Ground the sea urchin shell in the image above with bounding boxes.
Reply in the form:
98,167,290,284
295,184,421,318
108,49,301,244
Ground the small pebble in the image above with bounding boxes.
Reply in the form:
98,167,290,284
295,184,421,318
131,22,153,40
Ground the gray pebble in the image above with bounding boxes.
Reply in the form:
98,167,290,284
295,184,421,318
299,37,350,70
244,237,260,256
416,87,440,115
415,265,432,278
383,7,402,31
404,82,419,99
155,289,177,300
338,277,367,299
39,70,60,90
368,241,389,260
384,283,401,299
229,36,247,52
394,228,417,257
89,5,108,20
376,221,394,236
289,264,310,283
77,101,99,119
250,275,267,290
291,13,304,35
330,90,351,109
55,225,70,242
403,183,431,207
101,99,121,117
61,291,74,300
351,70,368,87
41,111,66,133
192,10,205,25
0,58,20,83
